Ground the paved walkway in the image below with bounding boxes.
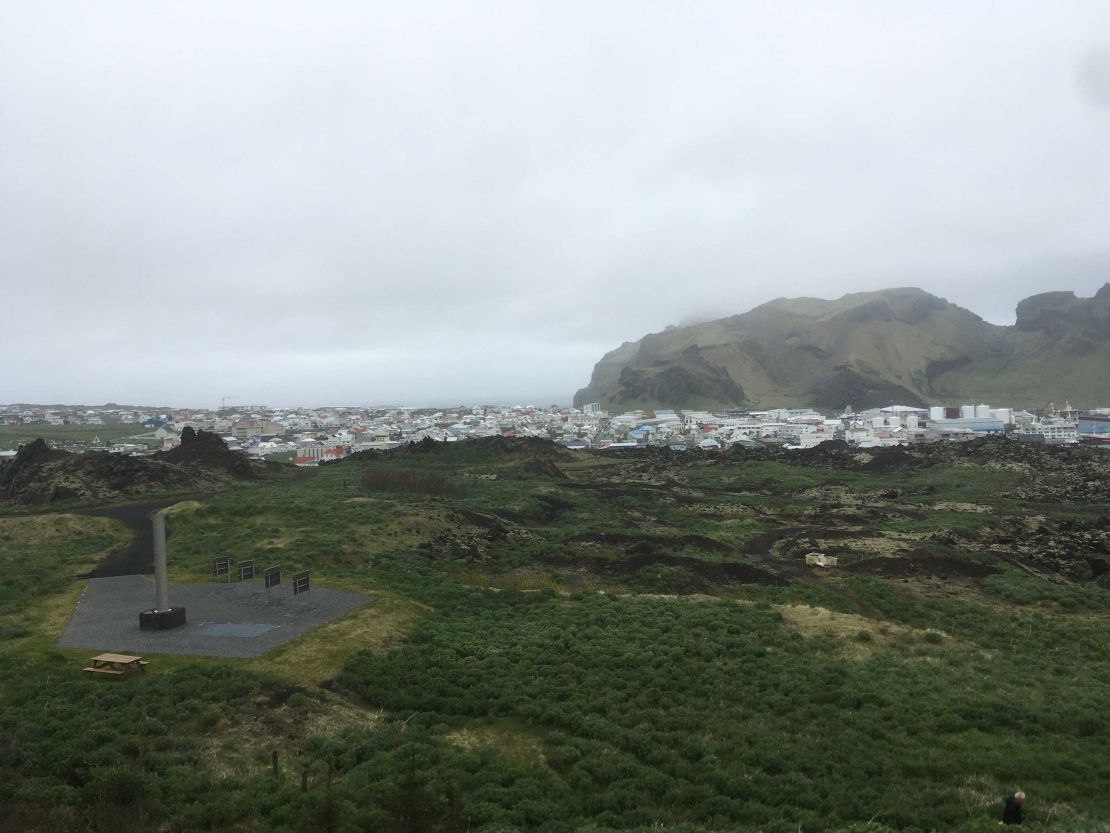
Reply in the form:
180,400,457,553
77,496,209,578
59,574,369,658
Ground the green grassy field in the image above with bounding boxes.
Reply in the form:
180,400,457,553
2,446,1109,833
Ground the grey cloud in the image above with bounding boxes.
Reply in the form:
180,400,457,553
1077,45,1110,114
3,2,1110,406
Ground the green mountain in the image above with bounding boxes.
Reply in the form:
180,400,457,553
574,285,1110,411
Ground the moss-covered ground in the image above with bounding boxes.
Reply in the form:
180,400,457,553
2,444,1109,832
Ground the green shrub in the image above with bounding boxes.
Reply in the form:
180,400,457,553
0,624,31,641
360,465,461,498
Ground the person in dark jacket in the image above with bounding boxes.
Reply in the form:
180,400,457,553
1002,791,1025,825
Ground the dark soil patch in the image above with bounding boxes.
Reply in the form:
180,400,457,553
453,509,510,537
862,448,923,473
511,458,568,479
265,683,310,709
745,523,896,556
529,494,574,523
813,527,885,540
742,526,813,554
568,531,648,547
845,553,1000,580
569,480,686,494
570,530,735,554
572,479,701,513
354,435,572,461
480,507,529,525
1085,557,1108,578
537,551,786,587
480,495,575,526
805,510,877,525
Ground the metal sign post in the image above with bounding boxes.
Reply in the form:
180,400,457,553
238,560,255,593
264,565,281,603
292,570,310,596
212,556,231,585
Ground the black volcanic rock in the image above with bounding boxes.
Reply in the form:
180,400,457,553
156,428,255,479
0,439,70,500
0,430,257,505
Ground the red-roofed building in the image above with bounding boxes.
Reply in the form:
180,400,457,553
293,446,347,467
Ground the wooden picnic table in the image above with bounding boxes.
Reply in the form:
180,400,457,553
84,653,149,677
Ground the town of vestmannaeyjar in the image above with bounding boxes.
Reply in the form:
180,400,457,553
3,4,1110,832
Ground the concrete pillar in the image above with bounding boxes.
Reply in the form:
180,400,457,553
153,511,170,612
139,509,185,630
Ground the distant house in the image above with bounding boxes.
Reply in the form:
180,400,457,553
232,418,284,441
293,445,346,467
727,436,763,449
109,442,147,455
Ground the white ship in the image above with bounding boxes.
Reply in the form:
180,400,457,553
1024,402,1079,445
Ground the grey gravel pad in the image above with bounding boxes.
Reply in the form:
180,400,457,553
58,574,369,658
193,623,277,638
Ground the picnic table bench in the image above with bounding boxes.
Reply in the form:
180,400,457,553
84,653,149,677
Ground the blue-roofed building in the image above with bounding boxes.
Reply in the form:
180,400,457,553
1078,413,1110,446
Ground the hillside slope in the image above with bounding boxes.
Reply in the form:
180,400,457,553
574,285,1110,410
4,435,1110,831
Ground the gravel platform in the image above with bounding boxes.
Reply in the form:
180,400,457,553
58,575,369,658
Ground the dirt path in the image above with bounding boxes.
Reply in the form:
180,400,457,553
77,495,208,577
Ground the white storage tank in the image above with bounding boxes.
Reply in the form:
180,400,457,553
975,404,992,418
993,407,1013,424
929,406,945,421
960,404,975,419
907,414,919,429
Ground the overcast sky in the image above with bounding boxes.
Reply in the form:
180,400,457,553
3,2,1110,407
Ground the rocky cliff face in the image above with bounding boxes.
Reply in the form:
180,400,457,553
574,285,1110,410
